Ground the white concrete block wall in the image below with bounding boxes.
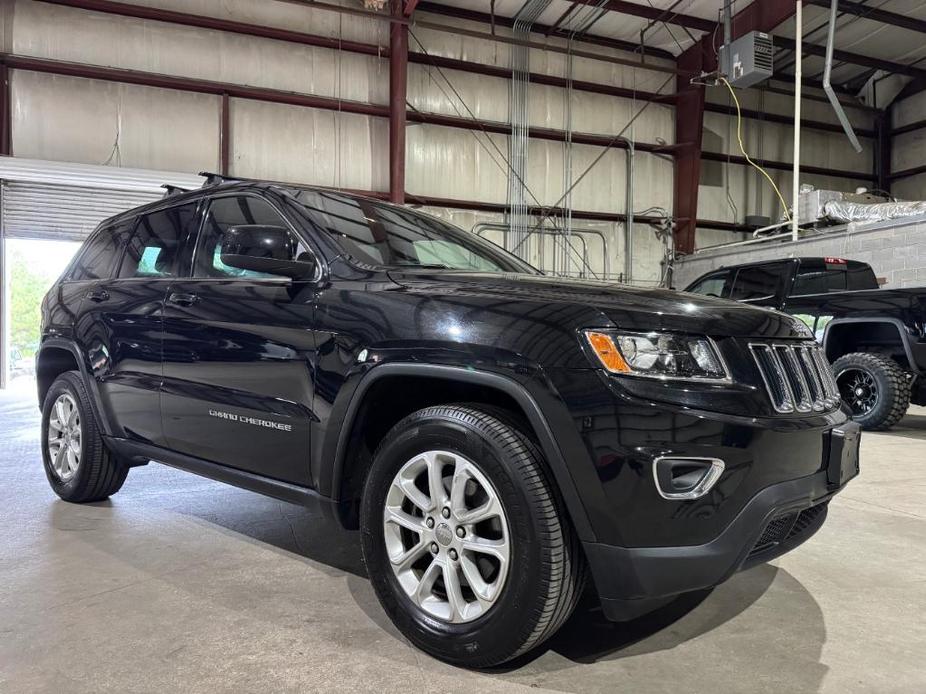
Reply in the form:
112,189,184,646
673,216,926,290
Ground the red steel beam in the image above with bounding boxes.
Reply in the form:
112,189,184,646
409,52,674,103
35,0,384,56
700,151,874,181
414,1,676,62
220,92,230,175
38,0,678,104
672,41,708,255
389,0,409,204
571,0,715,33
0,54,671,156
406,110,680,154
3,54,390,117
403,0,420,16
805,0,926,36
0,63,9,156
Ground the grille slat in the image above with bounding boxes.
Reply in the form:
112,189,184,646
750,342,838,413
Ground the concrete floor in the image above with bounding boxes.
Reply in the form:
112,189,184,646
2,376,924,693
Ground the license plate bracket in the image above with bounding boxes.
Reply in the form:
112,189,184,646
827,423,860,486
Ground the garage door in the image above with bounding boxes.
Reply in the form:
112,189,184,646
0,157,206,241
2,181,161,241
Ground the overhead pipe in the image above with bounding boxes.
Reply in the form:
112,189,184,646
822,0,863,154
792,0,802,242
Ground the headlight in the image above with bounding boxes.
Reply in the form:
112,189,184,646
583,330,729,382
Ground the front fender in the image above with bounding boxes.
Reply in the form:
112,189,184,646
317,362,599,543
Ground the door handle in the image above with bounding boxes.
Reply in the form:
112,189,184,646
167,292,199,307
86,289,110,303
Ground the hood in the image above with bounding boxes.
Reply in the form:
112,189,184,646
386,270,806,339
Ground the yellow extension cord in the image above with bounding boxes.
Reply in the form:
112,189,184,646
720,76,792,222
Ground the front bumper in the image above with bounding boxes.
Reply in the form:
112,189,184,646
585,462,853,621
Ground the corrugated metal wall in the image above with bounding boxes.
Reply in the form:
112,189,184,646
696,81,876,242
3,0,686,284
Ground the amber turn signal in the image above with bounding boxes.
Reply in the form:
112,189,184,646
584,331,630,373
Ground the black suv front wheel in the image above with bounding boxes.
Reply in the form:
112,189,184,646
360,404,585,667
41,371,129,502
833,352,911,430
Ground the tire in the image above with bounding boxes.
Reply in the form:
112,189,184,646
360,404,585,668
832,352,911,431
41,371,129,502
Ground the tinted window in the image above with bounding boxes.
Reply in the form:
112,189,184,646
686,271,730,297
118,203,199,279
70,222,130,281
289,189,537,274
793,260,845,294
792,260,878,295
730,263,789,301
194,196,308,279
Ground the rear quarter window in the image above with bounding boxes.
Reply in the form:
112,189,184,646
69,220,133,281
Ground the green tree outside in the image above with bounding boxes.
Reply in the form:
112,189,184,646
8,245,66,358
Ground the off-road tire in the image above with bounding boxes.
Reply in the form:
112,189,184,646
41,371,129,502
832,352,911,431
360,404,586,668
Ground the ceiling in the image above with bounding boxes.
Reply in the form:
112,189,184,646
423,1,926,94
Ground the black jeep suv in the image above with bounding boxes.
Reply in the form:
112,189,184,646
37,178,859,667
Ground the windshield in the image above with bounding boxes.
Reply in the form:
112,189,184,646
286,189,539,274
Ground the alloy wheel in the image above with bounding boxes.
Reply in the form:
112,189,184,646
48,393,82,482
382,450,510,624
837,368,878,415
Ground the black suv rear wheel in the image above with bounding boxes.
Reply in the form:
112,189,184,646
360,404,585,667
832,352,911,430
41,371,129,502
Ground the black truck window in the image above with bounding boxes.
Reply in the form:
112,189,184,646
118,203,198,279
792,259,879,295
686,270,731,298
730,263,790,301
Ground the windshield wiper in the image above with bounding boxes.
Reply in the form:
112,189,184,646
394,263,451,270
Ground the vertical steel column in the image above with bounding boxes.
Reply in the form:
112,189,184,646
877,106,892,194
220,91,230,175
0,62,10,156
0,183,6,390
389,0,408,204
672,43,706,255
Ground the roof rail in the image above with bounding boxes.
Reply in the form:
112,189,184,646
198,171,234,187
161,184,190,198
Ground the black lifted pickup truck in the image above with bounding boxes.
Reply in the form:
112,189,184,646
685,257,925,430
38,180,859,667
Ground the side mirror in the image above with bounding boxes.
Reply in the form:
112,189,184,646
219,225,317,280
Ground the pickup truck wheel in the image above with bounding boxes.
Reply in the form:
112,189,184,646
832,352,911,431
41,371,129,502
360,405,584,668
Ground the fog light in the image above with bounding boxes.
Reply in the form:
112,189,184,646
653,457,725,500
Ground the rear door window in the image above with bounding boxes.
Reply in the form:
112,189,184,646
118,203,199,279
730,263,790,302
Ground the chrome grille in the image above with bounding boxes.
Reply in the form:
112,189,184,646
750,343,839,413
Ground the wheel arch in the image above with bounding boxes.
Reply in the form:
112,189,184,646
35,338,113,436
823,318,919,373
323,363,595,542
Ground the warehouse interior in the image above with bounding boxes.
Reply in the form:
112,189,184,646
1,0,925,690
